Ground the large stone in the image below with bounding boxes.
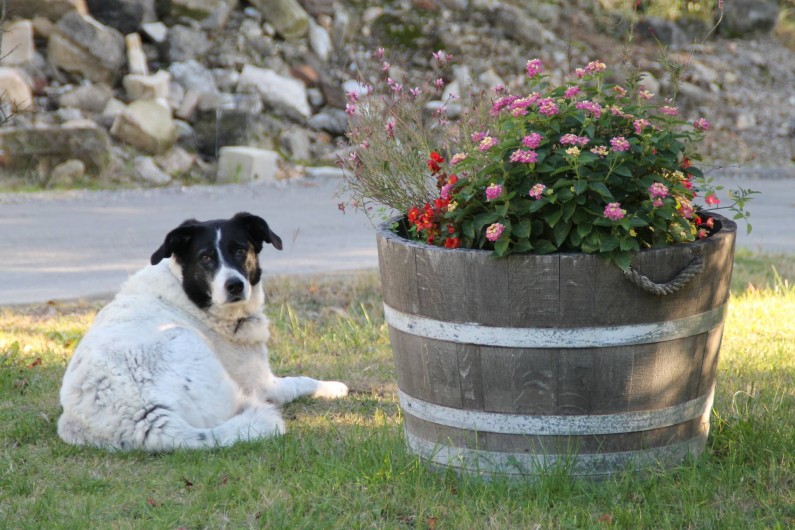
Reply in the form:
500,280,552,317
169,0,234,20
169,60,218,94
166,25,212,62
237,65,311,120
719,0,779,37
110,100,177,154
134,156,171,185
85,0,156,34
0,21,36,66
58,82,114,113
217,146,279,183
154,146,195,176
635,16,689,48
0,68,34,112
123,70,171,101
308,19,332,62
50,159,86,186
490,3,556,47
0,124,111,172
8,0,87,21
48,13,125,84
248,0,310,40
126,33,149,75
193,109,273,157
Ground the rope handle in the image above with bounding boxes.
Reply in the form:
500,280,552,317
622,255,704,296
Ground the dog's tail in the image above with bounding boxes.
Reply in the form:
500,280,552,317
139,404,286,451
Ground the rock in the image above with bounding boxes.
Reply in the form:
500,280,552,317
304,166,344,179
32,16,57,39
212,69,240,92
101,98,127,124
217,146,279,183
175,90,201,120
50,159,86,186
58,82,114,113
491,3,556,47
167,25,212,63
307,108,348,135
1,21,36,66
289,64,321,87
248,0,310,40
637,71,660,96
7,0,87,21
141,21,168,43
169,0,234,20
308,19,332,62
56,108,84,122
237,65,311,120
111,99,177,154
134,156,172,185
331,5,351,50
635,16,689,48
85,0,154,34
193,109,273,156
719,0,778,37
169,60,218,94
478,68,506,91
0,68,34,112
154,146,195,176
48,12,125,84
279,128,311,160
126,33,149,75
0,123,111,172
736,112,757,131
123,70,171,101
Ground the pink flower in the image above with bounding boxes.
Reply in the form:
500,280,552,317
471,131,486,143
639,90,654,100
560,134,589,146
648,182,669,199
693,118,711,131
434,78,445,90
522,133,542,149
659,106,679,116
385,119,395,138
479,136,497,151
576,100,602,118
652,198,664,208
633,119,650,134
511,107,529,117
490,95,519,116
591,145,609,157
440,183,453,200
372,47,385,59
485,183,503,201
529,183,546,199
526,59,543,78
432,50,452,65
697,228,709,239
610,136,630,152
613,86,627,97
575,68,585,79
538,97,559,116
585,60,606,74
346,91,359,103
381,61,390,72
409,87,421,98
486,222,505,242
450,153,467,165
345,103,356,116
509,149,538,164
564,86,581,99
604,202,626,221
705,193,720,205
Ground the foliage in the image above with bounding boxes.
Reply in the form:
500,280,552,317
342,50,755,270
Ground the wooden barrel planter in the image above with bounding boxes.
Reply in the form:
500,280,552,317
376,213,736,479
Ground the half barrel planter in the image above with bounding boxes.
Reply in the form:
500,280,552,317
376,214,736,479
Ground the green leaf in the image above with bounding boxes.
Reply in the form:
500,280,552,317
533,239,557,254
552,221,572,247
613,165,632,177
573,180,587,195
589,182,613,198
611,251,632,271
513,219,532,238
544,208,563,228
600,234,619,252
494,236,510,256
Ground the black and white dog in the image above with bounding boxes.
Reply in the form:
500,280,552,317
58,212,348,451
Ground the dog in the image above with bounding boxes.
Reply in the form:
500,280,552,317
57,212,348,451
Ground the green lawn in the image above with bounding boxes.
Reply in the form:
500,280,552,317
1,254,793,529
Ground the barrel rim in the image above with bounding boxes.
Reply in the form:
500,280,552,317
376,212,737,258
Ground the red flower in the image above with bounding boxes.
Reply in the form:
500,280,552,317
448,174,459,185
434,197,449,211
681,157,692,169
444,237,461,249
407,206,421,225
705,193,720,205
427,151,445,174
447,224,456,234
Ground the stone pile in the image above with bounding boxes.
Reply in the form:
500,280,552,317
0,0,790,188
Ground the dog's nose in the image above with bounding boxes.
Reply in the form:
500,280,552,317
225,279,244,296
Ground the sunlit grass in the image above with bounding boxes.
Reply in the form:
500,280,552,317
1,256,794,528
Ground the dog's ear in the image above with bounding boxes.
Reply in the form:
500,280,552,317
150,219,202,265
232,212,283,252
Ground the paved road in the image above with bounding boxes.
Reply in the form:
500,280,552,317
0,174,792,306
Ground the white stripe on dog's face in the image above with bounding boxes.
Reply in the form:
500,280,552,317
210,228,251,306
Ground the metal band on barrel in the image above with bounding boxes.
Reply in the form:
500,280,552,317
383,304,726,348
399,386,714,436
405,431,708,478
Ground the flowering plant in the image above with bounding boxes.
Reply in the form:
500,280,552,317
342,51,754,270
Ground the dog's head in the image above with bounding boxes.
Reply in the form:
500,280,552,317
150,212,282,310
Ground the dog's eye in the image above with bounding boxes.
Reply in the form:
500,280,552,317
200,254,213,264
235,248,247,260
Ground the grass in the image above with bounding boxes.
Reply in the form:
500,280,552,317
1,255,794,529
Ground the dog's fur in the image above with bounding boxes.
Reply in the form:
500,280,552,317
57,212,348,451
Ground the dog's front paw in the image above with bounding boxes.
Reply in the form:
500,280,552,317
312,381,349,399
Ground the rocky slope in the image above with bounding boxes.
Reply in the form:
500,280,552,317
0,0,792,189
